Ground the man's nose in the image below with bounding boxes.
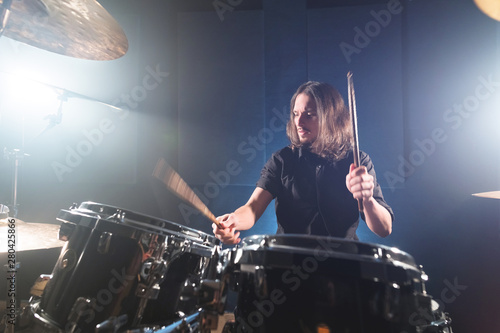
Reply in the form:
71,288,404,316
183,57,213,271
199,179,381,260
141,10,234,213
297,113,305,125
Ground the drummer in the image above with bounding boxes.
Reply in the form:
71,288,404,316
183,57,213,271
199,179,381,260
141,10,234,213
213,81,393,245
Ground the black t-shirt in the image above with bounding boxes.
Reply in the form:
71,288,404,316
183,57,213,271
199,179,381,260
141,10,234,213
256,146,393,239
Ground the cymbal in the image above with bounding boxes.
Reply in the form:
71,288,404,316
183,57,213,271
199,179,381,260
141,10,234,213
0,218,65,252
474,0,500,21
472,191,500,200
0,0,128,60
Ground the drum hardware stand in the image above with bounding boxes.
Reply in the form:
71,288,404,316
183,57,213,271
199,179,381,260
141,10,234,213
0,204,8,219
172,273,228,332
65,297,134,333
183,249,237,333
134,310,205,333
35,92,66,139
0,89,66,219
3,148,29,219
133,259,168,327
0,295,42,333
417,316,453,333
95,314,129,333
65,297,99,333
0,0,12,37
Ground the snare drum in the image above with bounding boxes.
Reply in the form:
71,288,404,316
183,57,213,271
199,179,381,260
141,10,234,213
32,202,219,332
228,234,436,333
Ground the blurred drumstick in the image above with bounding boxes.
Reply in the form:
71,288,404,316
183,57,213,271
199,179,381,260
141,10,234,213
347,71,364,212
153,158,222,228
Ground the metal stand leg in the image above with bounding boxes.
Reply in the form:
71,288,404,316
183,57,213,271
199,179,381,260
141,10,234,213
3,148,28,219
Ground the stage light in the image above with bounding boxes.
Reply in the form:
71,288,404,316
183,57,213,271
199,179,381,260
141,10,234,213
474,0,500,21
0,71,61,118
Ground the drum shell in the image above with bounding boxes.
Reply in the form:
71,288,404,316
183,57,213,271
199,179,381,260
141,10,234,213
39,219,161,331
140,239,220,324
230,235,432,333
36,202,219,331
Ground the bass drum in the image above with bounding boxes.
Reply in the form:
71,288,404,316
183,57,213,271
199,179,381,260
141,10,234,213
32,202,219,332
227,234,441,333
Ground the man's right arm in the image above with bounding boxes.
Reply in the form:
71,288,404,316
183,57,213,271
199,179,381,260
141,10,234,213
213,187,274,244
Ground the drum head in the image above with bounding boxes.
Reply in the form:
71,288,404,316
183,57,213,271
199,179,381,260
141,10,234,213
236,234,421,285
58,201,218,245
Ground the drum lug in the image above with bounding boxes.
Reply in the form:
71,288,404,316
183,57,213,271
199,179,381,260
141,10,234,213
254,266,268,299
98,232,113,254
109,209,126,223
59,221,76,241
136,259,167,300
419,265,429,294
382,282,401,321
165,236,190,262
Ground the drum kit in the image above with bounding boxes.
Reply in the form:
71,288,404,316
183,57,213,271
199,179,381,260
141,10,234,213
7,0,500,332
1,199,459,333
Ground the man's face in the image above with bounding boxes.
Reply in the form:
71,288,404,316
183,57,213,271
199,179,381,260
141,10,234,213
293,93,319,144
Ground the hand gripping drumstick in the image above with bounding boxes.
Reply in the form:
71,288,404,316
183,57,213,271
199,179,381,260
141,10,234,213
347,72,364,212
153,158,222,228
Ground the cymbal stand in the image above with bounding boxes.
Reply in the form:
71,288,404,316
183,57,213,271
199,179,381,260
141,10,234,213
0,0,12,37
3,148,29,218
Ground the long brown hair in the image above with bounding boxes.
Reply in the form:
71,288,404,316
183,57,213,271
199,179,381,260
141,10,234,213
286,81,353,161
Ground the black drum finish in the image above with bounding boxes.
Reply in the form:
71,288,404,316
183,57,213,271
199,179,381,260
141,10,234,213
227,235,438,333
32,202,220,332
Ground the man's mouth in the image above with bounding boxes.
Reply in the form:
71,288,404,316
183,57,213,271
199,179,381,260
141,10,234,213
298,128,309,135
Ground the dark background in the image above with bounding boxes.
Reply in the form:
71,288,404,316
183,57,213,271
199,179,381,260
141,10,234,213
0,0,499,331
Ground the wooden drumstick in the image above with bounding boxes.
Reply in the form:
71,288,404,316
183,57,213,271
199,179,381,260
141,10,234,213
153,158,222,228
347,72,364,212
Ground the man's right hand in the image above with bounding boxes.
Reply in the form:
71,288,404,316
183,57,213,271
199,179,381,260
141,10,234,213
213,213,241,245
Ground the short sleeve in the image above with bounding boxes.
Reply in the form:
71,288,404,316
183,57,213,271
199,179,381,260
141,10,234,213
256,152,283,198
360,151,394,222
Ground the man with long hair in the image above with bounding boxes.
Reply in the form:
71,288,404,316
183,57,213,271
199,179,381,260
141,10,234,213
213,81,393,244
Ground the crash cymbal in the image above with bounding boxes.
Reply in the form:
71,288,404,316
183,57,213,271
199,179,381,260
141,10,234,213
1,218,65,252
472,191,500,200
0,0,128,60
474,0,500,21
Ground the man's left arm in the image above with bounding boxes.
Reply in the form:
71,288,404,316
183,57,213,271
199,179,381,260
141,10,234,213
346,160,393,237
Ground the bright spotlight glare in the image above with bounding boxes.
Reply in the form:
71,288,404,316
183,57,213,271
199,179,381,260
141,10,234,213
1,71,61,117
